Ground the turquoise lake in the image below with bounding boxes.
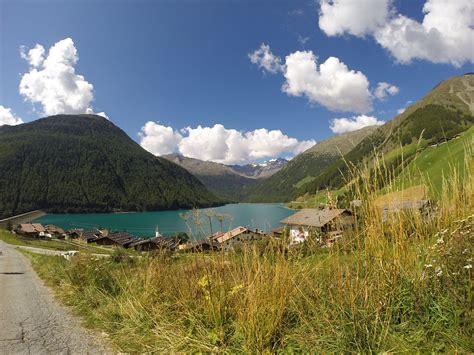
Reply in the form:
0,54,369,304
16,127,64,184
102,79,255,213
34,203,294,238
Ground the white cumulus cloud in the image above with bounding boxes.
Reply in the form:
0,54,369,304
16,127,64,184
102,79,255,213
317,0,474,67
248,43,283,74
20,44,46,67
0,106,24,126
139,122,183,156
374,82,399,100
319,0,392,37
282,51,372,113
139,122,315,164
329,114,384,134
19,38,106,116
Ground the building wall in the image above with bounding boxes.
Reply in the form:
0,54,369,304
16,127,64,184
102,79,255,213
289,226,310,244
95,238,118,246
221,232,264,251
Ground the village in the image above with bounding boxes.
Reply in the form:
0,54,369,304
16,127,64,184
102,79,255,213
6,193,431,256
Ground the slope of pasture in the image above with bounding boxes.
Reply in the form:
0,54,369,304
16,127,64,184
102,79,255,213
395,126,473,195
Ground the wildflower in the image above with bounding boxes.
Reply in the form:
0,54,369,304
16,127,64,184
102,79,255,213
435,267,443,277
436,237,444,244
463,264,472,270
198,275,210,288
424,264,433,268
228,284,245,297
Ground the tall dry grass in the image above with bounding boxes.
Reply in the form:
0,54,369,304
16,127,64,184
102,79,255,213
31,154,473,352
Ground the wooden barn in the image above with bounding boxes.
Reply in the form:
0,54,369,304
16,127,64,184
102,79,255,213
182,239,220,252
130,236,179,252
94,232,137,248
15,223,46,238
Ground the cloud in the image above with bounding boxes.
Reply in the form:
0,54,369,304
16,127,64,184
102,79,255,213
329,114,384,134
19,38,100,116
289,8,303,16
282,51,372,113
397,100,413,114
0,106,24,126
139,122,183,156
319,0,392,37
248,43,283,74
95,111,110,120
317,0,474,67
297,35,310,46
374,82,399,100
139,122,315,164
20,44,45,67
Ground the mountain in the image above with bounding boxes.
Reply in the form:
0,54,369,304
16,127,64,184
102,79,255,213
162,154,260,201
229,158,289,179
0,115,221,219
296,74,474,197
245,126,378,202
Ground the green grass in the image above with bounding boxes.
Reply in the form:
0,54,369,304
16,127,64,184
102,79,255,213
287,187,346,209
0,229,115,254
0,230,78,251
395,126,473,195
24,156,473,352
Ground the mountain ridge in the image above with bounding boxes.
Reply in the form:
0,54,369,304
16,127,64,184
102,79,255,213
296,74,474,197
245,125,379,202
162,154,288,201
0,114,221,218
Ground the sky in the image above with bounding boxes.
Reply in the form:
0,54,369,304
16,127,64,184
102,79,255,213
1,0,473,165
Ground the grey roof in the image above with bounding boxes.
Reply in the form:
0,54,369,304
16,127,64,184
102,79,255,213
95,232,136,246
130,236,179,250
81,230,100,241
280,208,350,227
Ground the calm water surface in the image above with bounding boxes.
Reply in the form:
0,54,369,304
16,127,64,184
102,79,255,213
34,203,294,237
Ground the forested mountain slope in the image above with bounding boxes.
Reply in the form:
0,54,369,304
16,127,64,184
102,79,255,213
245,126,378,202
0,115,220,218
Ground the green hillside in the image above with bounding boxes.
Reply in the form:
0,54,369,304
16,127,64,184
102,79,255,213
395,126,473,195
0,115,220,218
245,126,378,202
296,74,474,197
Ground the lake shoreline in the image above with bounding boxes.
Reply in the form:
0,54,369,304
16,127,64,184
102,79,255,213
33,203,295,237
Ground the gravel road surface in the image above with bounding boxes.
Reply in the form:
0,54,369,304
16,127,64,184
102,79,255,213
0,240,110,354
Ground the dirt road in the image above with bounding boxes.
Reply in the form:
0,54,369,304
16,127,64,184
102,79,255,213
0,240,109,354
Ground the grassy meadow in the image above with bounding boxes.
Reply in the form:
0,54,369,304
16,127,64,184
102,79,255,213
24,151,474,353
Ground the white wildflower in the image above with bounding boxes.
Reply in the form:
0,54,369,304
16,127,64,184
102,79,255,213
424,264,433,268
463,264,472,270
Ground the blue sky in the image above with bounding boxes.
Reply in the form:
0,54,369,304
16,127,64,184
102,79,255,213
1,0,472,164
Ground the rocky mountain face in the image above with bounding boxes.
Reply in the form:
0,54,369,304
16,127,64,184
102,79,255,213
228,158,289,179
162,154,288,201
